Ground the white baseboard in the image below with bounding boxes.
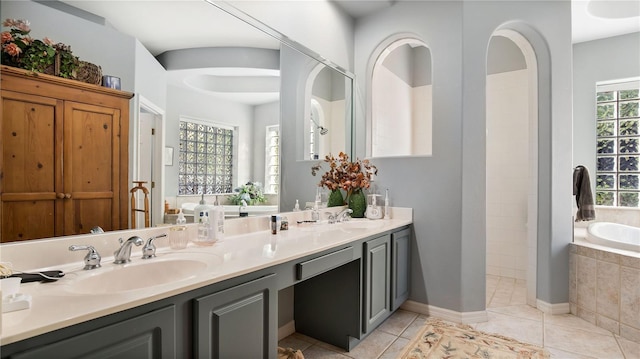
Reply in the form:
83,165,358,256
400,300,488,324
536,299,570,315
278,320,296,341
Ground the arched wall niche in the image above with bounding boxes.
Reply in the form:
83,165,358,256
367,34,433,158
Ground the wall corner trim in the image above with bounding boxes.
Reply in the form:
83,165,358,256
400,300,488,324
536,300,570,315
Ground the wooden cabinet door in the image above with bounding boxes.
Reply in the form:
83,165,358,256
363,234,391,333
1,90,63,241
63,101,122,235
194,274,277,359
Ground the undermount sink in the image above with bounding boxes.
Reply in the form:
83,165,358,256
337,219,385,230
64,254,222,294
297,219,385,233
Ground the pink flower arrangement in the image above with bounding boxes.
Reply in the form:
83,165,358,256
1,19,31,61
1,18,79,78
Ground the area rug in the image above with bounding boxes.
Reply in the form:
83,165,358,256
397,318,549,359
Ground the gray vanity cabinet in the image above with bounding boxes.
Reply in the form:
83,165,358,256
391,227,411,310
6,305,176,359
2,225,411,358
363,234,391,333
194,274,277,359
363,227,411,333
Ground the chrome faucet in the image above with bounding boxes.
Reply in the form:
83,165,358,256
69,245,101,270
336,208,353,222
113,236,144,264
141,233,167,259
325,208,353,224
90,226,104,234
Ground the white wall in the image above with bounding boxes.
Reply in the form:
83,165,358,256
229,0,354,71
355,0,573,312
1,1,136,89
486,69,529,280
329,99,346,155
573,32,640,198
412,85,432,156
164,85,254,197
372,65,413,156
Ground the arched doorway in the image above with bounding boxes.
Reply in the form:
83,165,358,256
485,29,539,308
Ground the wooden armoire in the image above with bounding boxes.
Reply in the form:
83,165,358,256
0,66,134,242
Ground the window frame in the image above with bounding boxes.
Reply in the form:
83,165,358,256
177,117,235,196
595,79,640,207
264,125,280,194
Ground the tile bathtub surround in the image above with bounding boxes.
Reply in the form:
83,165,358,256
279,305,638,359
570,243,640,343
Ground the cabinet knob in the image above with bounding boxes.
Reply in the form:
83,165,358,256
65,193,72,199
57,193,65,199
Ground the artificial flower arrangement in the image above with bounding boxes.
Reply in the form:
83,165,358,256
2,18,79,78
311,152,377,207
229,182,267,206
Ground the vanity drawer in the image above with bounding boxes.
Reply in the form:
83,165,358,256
296,247,354,280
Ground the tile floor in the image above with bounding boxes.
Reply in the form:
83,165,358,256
279,275,640,359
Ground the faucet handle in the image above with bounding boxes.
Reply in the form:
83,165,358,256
142,233,167,259
325,212,337,224
69,245,101,270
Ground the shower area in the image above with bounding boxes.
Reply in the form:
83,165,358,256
485,30,538,308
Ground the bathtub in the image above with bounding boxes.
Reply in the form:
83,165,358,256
587,222,640,253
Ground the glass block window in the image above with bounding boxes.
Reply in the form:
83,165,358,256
264,125,279,194
178,120,233,195
595,80,640,207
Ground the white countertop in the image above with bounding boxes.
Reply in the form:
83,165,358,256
0,208,412,345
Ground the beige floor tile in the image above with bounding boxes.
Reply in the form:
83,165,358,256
615,334,640,359
278,333,315,352
399,315,428,340
475,311,543,346
498,277,516,286
488,304,543,321
494,288,514,297
377,337,411,359
288,277,630,359
345,329,396,359
543,313,612,335
510,293,528,305
488,297,511,308
544,324,624,359
314,340,349,354
377,310,418,336
301,345,351,359
546,346,599,359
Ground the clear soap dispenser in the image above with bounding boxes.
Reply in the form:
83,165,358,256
194,194,211,245
311,188,321,221
170,209,188,250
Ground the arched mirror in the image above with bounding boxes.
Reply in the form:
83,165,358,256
304,64,349,160
370,38,432,157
